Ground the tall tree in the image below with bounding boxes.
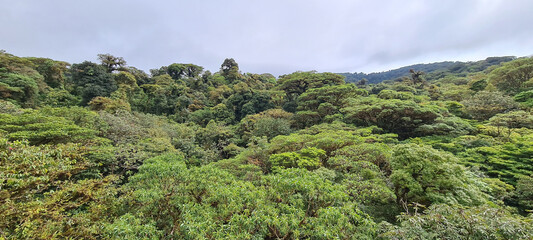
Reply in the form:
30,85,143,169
220,58,240,82
277,71,345,112
70,61,117,105
97,53,127,73
167,63,204,80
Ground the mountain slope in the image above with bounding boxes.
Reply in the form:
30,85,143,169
339,56,516,84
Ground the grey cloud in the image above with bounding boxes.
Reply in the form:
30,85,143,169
1,0,532,76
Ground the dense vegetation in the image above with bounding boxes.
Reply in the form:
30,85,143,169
340,56,515,84
1,50,532,239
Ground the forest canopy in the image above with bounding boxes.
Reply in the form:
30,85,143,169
1,51,533,239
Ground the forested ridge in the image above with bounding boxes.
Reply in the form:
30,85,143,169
1,50,533,239
339,56,516,84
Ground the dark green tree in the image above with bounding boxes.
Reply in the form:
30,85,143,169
342,97,441,138
277,71,345,112
70,61,117,105
97,53,127,73
167,63,204,80
220,58,240,82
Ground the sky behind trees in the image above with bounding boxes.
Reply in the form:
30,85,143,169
1,0,533,76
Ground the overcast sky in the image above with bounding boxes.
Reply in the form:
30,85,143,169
2,0,533,76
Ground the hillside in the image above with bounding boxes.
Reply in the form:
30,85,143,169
340,56,516,84
1,51,533,239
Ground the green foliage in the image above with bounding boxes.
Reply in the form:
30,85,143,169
0,72,39,107
379,204,533,240
97,53,127,73
0,100,22,114
488,57,533,94
226,87,274,121
459,135,533,186
114,71,138,92
167,63,204,79
469,78,488,92
70,61,117,105
1,51,531,238
0,109,97,145
330,142,392,175
297,84,367,112
514,89,533,107
277,71,345,111
195,120,234,161
0,139,88,203
293,84,367,126
270,147,325,170
220,58,241,82
515,175,533,212
252,117,293,140
445,101,467,117
342,161,399,222
208,84,233,104
462,90,518,120
0,138,120,239
415,116,474,137
104,213,161,240
27,57,69,88
342,96,441,138
488,111,533,138
377,89,414,100
261,168,377,239
0,51,48,107
390,144,489,207
41,89,80,107
292,110,322,128
188,103,234,126
328,142,399,221
268,128,363,157
136,74,186,115
237,109,294,143
120,154,377,239
89,96,131,113
441,84,474,102
342,57,514,84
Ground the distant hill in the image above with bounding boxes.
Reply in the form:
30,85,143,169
339,56,516,84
